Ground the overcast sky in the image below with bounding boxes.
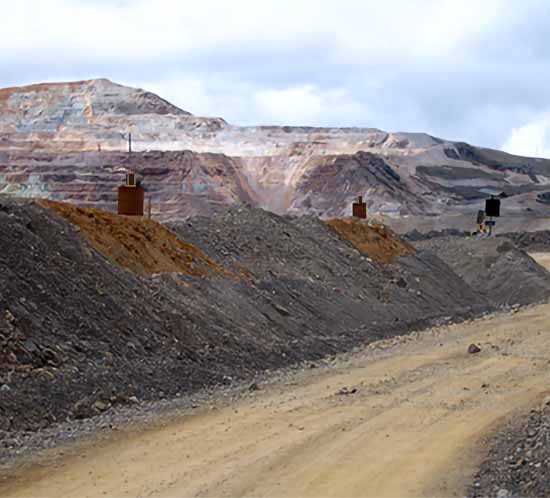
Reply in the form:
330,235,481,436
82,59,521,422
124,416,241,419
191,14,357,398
3,0,550,156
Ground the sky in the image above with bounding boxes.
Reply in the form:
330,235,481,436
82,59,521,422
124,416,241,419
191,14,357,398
2,0,550,156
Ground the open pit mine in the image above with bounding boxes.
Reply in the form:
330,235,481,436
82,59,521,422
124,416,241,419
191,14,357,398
3,78,550,231
3,79,550,498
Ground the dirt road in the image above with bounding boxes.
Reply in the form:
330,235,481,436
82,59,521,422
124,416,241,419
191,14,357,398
2,254,550,497
528,251,550,271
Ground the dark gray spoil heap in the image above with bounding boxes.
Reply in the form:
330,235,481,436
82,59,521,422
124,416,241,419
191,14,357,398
0,200,490,435
172,206,487,332
415,236,550,307
404,228,469,242
497,230,550,252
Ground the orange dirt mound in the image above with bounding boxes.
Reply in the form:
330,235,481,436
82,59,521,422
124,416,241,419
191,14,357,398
326,218,415,264
40,200,228,277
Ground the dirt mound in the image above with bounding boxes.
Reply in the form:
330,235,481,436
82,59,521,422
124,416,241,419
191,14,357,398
326,218,415,264
40,200,226,277
4,199,549,438
498,230,550,251
0,200,488,436
415,236,550,307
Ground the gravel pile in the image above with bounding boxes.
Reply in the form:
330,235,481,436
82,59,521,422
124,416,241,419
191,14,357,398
414,236,550,307
470,399,550,497
0,199,489,440
404,228,469,242
3,198,550,481
498,230,550,252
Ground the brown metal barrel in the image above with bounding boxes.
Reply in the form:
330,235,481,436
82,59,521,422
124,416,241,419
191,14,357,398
118,186,144,216
352,196,367,219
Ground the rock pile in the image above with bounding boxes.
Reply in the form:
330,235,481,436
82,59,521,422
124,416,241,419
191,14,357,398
0,199,491,433
414,236,550,307
498,230,550,252
470,398,550,497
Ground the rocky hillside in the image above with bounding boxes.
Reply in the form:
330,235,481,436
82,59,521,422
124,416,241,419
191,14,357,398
3,197,550,435
2,79,550,222
0,198,497,433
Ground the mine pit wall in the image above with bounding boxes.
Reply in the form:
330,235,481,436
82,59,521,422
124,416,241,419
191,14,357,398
235,151,427,219
0,148,436,222
235,155,314,214
0,151,260,222
0,199,504,435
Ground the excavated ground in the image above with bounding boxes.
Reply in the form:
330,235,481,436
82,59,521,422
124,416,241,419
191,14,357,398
2,199,550,496
1,198,490,438
39,200,227,277
414,236,550,307
327,218,415,264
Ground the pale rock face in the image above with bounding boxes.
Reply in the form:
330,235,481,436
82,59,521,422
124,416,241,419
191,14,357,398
1,79,550,222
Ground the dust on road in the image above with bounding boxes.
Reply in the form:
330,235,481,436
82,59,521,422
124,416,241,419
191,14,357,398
3,259,550,497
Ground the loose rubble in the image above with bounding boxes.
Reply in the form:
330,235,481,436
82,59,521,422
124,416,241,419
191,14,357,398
2,198,550,476
0,199,488,440
470,398,550,497
414,236,550,307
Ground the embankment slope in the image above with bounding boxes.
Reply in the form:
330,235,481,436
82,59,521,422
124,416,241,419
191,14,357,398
1,199,489,434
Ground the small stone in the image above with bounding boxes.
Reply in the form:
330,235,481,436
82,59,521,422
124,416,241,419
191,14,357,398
395,277,407,288
73,399,93,420
497,489,509,498
93,401,110,412
248,382,259,392
0,384,10,392
23,339,39,353
128,396,139,404
468,344,481,354
273,304,290,316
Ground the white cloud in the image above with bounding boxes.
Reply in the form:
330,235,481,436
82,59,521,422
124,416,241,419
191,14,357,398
134,74,240,118
1,0,320,62
503,113,550,158
252,85,368,126
0,0,516,66
133,77,368,127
